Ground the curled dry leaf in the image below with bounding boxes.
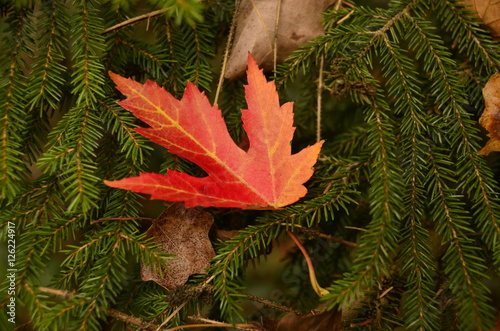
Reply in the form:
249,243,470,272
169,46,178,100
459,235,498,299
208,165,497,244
461,0,500,39
276,309,342,331
225,0,335,80
478,73,500,155
141,203,215,290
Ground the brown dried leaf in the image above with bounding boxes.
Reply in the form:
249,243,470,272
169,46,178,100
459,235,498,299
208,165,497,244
141,203,215,289
479,73,500,155
225,0,335,80
461,0,500,39
276,309,343,331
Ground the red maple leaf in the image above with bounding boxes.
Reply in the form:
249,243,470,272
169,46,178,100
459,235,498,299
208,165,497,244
104,55,323,209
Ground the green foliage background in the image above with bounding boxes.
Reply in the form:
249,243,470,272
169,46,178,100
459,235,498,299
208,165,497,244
1,0,500,330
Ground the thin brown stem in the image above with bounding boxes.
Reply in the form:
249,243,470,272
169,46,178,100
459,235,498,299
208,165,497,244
286,231,329,297
244,292,300,314
165,322,258,331
90,217,155,224
317,55,324,142
100,9,169,35
273,0,282,74
281,223,358,248
213,1,241,105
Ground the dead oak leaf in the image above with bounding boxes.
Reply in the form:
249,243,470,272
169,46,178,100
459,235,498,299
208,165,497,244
141,203,215,290
461,0,500,39
225,0,335,80
479,73,500,155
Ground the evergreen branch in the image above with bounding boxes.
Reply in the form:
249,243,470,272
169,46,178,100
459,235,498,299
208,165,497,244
0,7,32,200
70,0,106,106
27,0,68,110
21,111,51,164
155,19,186,96
405,12,500,265
58,106,102,212
115,38,169,79
22,0,68,164
436,0,500,75
98,98,150,164
375,21,440,329
211,166,358,319
290,224,359,248
324,92,403,306
48,221,167,330
426,146,494,330
108,308,158,329
182,22,215,91
3,1,500,328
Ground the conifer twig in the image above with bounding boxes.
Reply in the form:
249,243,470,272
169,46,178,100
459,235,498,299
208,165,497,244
38,287,74,300
91,217,156,224
280,223,358,248
180,316,259,330
38,287,158,329
108,308,157,329
100,8,169,35
243,292,300,314
156,302,187,331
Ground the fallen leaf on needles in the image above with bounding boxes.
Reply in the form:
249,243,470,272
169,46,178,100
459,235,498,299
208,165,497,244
276,309,343,331
105,54,323,209
479,73,500,155
461,0,500,39
141,203,215,289
225,0,335,80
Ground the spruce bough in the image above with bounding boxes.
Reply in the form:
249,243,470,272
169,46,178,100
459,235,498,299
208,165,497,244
1,0,499,330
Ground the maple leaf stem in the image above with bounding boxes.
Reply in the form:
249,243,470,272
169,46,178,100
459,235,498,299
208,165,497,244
286,230,330,297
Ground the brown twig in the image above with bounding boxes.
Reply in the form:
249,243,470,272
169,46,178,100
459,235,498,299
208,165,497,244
100,8,169,35
299,226,359,248
108,308,157,329
185,316,260,330
165,322,258,330
344,226,368,232
213,0,241,105
317,55,324,142
38,287,157,329
38,287,74,300
273,0,282,74
281,223,359,248
155,274,217,330
91,217,156,224
155,302,188,331
244,292,300,314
